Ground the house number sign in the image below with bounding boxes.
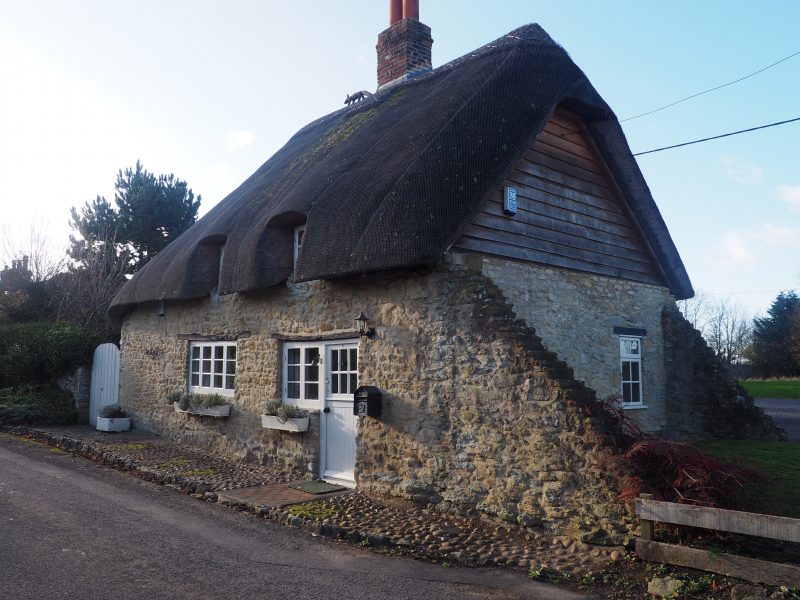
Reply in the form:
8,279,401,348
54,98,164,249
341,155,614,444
503,186,517,215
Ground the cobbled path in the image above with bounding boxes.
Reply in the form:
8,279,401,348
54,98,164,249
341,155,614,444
3,424,623,576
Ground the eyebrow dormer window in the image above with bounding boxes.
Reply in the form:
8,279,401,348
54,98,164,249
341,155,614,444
294,225,305,268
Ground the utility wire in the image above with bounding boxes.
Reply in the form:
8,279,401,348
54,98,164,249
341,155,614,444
621,49,800,122
633,116,800,156
702,289,793,296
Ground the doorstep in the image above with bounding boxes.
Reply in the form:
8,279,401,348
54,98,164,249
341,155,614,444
217,481,352,509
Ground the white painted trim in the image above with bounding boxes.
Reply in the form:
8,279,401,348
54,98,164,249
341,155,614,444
322,474,356,489
282,341,325,410
188,341,237,397
322,340,359,483
619,335,643,405
281,338,359,483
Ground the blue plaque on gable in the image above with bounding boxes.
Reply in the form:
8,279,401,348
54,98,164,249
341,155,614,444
503,186,517,215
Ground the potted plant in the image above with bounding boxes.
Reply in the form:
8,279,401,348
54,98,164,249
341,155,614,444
170,392,232,418
96,404,131,432
261,400,309,432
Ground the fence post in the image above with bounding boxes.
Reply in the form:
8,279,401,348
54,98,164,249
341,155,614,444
639,493,654,541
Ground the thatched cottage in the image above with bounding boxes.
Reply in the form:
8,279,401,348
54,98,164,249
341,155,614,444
110,3,779,540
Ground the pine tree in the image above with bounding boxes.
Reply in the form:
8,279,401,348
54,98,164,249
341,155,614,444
751,291,800,377
69,161,201,273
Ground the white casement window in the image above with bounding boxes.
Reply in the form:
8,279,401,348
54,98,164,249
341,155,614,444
284,343,321,405
282,341,358,408
619,336,643,406
189,342,236,396
293,225,305,268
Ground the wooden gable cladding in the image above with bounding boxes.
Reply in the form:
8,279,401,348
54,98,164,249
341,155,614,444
454,109,667,287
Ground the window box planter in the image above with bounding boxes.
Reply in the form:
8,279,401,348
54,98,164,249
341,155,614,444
261,414,310,432
173,402,231,418
96,416,131,432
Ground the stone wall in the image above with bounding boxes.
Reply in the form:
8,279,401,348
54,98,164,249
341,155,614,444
120,293,322,475
58,366,91,423
661,303,785,440
479,255,674,432
119,251,634,541
355,258,633,543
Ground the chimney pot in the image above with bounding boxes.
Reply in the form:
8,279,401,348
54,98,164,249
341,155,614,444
389,0,403,24
402,0,419,20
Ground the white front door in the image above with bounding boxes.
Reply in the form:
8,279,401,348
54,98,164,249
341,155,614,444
321,342,359,485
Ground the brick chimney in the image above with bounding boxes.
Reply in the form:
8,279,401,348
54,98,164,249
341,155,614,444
376,0,433,89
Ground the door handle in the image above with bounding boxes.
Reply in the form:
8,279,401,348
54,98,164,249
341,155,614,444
323,407,331,414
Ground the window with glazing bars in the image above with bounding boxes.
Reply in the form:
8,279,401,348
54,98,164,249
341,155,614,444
619,336,642,405
189,342,236,395
284,345,320,402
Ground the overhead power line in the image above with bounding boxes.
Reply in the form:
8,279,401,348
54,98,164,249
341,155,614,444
703,289,793,296
621,49,800,122
633,116,800,156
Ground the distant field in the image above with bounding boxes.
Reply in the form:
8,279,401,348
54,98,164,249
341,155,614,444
739,379,800,399
699,439,800,518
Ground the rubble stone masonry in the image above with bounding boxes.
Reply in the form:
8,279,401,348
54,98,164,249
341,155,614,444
119,251,666,542
479,256,674,433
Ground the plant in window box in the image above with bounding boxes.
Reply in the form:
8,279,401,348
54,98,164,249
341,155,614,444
96,403,131,432
261,400,309,432
170,392,231,418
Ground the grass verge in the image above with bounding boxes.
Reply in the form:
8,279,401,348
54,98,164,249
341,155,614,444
699,439,800,518
739,379,800,399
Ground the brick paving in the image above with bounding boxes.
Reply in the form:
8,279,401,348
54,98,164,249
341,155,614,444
3,424,624,576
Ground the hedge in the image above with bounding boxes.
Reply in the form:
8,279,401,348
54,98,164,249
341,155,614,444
0,322,100,387
0,385,78,425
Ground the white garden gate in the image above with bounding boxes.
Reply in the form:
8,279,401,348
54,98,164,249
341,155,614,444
89,343,120,425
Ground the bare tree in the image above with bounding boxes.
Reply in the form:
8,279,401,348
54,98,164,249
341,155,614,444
55,238,130,340
0,224,66,322
0,223,65,282
705,299,752,364
677,291,711,335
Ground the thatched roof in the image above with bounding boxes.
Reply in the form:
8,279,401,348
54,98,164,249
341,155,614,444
110,24,692,322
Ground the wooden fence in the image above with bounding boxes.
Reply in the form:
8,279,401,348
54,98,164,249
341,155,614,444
635,494,800,587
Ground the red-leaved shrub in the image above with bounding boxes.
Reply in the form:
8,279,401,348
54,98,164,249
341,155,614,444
612,436,763,510
573,395,764,510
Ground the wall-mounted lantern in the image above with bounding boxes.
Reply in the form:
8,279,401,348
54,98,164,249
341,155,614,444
156,300,166,317
355,312,375,339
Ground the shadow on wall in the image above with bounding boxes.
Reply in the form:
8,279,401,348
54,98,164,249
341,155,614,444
354,268,634,545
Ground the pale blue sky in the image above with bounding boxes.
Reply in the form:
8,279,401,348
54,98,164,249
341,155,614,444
1,1,798,316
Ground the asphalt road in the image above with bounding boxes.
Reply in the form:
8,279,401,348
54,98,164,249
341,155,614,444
0,434,591,600
755,398,800,442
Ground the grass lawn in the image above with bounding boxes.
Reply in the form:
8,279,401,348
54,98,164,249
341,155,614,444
699,439,800,518
739,378,800,399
